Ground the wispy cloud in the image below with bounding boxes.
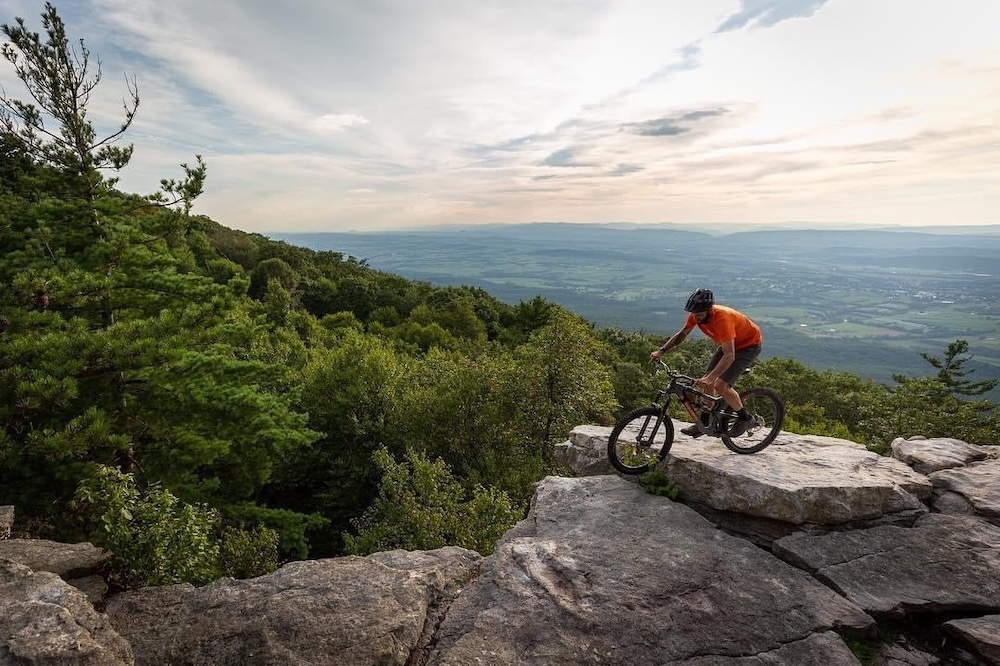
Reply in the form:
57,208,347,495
715,0,831,33
624,109,730,137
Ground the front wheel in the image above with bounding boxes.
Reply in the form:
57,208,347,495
607,406,674,475
721,387,784,454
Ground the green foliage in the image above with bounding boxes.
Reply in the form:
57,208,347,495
390,348,542,504
343,447,520,556
222,502,328,562
845,637,877,665
913,339,998,397
249,258,299,300
259,331,407,554
148,156,207,215
512,308,619,444
73,465,220,586
219,525,280,579
639,468,683,500
780,402,854,440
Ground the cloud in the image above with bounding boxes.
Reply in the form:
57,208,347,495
540,147,592,168
313,113,369,132
715,0,830,32
609,164,644,176
623,108,730,137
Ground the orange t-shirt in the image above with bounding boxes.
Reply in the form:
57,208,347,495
686,304,762,350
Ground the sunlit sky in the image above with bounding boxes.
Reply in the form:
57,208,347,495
2,0,998,233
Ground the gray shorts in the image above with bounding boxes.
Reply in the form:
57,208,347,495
706,345,761,386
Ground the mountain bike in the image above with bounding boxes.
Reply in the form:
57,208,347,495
607,359,785,475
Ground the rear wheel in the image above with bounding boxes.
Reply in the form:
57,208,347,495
607,406,674,475
721,387,784,454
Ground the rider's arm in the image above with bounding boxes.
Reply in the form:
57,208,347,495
703,338,736,383
650,324,694,360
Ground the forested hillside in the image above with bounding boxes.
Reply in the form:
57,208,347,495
1,5,996,590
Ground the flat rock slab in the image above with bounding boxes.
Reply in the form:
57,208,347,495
943,614,1000,664
929,459,1000,520
773,513,1000,619
663,437,932,525
0,559,132,665
0,538,110,578
105,546,480,666
429,475,873,665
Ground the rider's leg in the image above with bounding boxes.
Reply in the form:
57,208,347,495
713,381,743,411
715,345,762,412
683,350,730,437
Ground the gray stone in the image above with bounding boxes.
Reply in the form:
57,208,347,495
0,558,133,665
69,574,110,605
891,436,993,474
556,425,616,476
932,489,979,516
428,475,873,665
773,513,1000,619
871,635,940,665
558,423,932,526
0,538,110,578
105,546,480,666
663,436,931,525
943,614,1000,664
929,459,1000,521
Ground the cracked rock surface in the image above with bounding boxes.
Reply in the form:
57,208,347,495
428,476,873,665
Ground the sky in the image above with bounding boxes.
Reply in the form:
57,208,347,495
1,0,998,234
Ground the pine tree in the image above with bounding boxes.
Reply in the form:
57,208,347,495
0,5,316,543
917,339,998,397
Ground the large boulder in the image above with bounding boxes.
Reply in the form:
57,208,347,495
554,424,616,476
3,434,997,664
0,538,112,604
104,546,480,666
0,558,132,665
558,423,933,527
773,513,1000,619
891,436,994,474
928,459,1000,523
943,614,1000,664
0,539,110,579
664,438,931,525
428,475,874,665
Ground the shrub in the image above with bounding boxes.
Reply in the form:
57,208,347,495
73,465,220,587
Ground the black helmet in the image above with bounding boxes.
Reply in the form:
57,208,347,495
684,288,714,313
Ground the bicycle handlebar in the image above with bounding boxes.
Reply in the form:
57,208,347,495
652,358,697,385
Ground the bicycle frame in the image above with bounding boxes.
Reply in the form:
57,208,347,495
651,360,733,438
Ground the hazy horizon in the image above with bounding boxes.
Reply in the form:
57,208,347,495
3,1,998,234
270,220,1000,236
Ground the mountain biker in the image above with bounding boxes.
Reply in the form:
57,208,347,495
649,288,762,438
